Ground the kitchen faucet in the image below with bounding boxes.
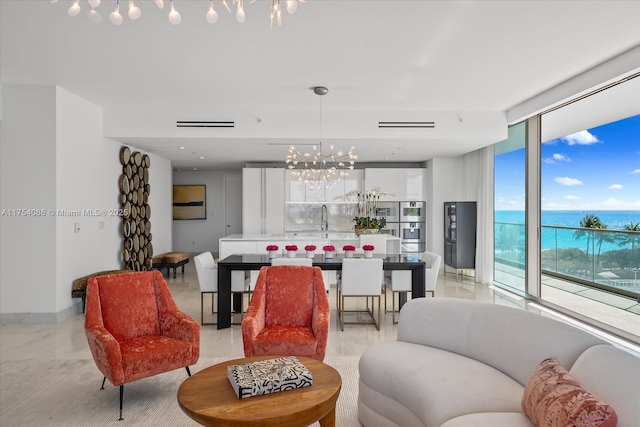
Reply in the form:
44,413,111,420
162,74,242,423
321,204,328,231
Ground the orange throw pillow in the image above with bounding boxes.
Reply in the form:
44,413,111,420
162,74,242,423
522,357,617,427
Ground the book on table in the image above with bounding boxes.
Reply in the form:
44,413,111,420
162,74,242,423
227,356,313,399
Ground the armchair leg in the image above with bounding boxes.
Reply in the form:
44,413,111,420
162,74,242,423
100,376,106,390
119,385,124,421
185,366,192,377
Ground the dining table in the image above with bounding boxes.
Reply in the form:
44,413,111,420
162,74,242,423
216,253,425,329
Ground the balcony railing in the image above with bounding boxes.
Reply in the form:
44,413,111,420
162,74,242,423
495,222,640,299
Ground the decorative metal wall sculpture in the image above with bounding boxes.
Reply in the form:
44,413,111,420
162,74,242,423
119,146,152,271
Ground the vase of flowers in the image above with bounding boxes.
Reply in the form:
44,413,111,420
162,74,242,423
266,245,279,259
305,245,317,258
347,187,393,235
343,245,356,258
363,244,374,258
323,245,335,259
285,245,298,258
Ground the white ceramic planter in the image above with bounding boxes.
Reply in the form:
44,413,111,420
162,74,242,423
324,251,334,259
364,250,373,258
306,251,315,258
268,250,277,259
287,250,296,258
344,250,354,258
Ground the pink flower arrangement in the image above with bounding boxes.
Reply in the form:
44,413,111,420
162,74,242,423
305,245,317,251
323,245,335,251
285,245,298,251
362,245,375,251
343,245,356,251
266,245,279,251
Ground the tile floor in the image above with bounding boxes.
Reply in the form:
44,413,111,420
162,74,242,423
1,258,638,363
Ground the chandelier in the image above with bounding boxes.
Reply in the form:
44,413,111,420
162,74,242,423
286,87,357,189
52,0,305,26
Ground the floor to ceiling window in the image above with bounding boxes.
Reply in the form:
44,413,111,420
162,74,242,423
494,74,640,342
538,76,640,338
494,122,527,293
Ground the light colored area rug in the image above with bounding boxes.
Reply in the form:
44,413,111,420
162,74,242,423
0,356,361,426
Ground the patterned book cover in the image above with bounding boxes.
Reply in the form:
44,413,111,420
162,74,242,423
227,356,313,399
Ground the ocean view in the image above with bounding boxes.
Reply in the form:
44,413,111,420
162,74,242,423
496,210,640,230
495,210,640,252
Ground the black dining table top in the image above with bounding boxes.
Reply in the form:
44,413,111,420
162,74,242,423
218,253,424,270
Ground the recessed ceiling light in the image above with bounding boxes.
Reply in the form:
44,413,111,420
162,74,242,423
179,146,186,150
193,168,198,171
200,156,205,159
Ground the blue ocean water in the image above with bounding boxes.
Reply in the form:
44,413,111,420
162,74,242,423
495,210,640,251
495,210,640,230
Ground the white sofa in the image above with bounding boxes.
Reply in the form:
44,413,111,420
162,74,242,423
358,298,640,427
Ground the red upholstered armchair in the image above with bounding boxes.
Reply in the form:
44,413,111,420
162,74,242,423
241,266,330,362
84,270,200,420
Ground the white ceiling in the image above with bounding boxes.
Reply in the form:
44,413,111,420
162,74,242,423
2,0,640,170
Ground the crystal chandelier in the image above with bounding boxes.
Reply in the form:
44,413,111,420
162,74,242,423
286,87,357,189
51,0,305,26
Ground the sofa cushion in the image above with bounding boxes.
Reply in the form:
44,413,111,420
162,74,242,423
252,325,318,358
264,266,314,327
397,298,605,387
522,357,617,427
359,341,525,427
441,412,533,427
570,345,640,427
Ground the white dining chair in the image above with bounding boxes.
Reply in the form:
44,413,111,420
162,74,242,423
359,234,388,255
337,258,384,331
194,251,249,325
194,252,217,325
384,251,442,324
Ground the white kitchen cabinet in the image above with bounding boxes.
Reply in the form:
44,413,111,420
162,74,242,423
265,168,285,234
364,168,424,201
242,168,263,234
343,169,363,198
286,170,363,202
242,168,285,234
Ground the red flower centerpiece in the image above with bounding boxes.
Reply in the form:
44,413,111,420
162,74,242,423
323,245,335,259
266,244,279,258
285,245,298,258
363,244,375,258
343,245,356,258
305,245,317,258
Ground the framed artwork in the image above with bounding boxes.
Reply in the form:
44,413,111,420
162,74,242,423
173,185,206,220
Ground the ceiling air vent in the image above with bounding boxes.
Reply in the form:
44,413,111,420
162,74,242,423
176,121,234,128
378,121,435,129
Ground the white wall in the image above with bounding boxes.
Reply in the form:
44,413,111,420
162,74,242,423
0,84,57,315
172,171,235,254
426,158,461,260
148,152,173,257
55,87,122,313
0,84,173,321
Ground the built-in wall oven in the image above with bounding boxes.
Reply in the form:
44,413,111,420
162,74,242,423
400,201,425,222
375,202,400,223
400,221,425,253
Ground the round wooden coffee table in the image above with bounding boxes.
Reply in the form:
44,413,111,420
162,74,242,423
177,355,342,427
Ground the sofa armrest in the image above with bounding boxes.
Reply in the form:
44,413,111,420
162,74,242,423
312,269,330,359
241,274,267,357
161,311,200,343
84,325,125,386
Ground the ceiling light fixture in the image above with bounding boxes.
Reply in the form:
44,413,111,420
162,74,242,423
53,0,305,26
286,86,357,190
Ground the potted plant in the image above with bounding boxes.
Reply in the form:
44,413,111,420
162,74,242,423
347,187,393,235
266,245,279,259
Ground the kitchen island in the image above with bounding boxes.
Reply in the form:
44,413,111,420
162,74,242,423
219,232,401,258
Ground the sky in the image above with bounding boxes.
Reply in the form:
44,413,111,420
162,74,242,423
495,114,640,211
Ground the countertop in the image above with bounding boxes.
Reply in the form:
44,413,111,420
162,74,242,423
220,233,399,240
